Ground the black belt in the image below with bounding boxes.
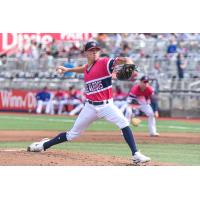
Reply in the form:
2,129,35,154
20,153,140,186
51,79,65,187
87,100,109,105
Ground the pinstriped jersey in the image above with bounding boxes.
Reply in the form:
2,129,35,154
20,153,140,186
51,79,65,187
84,57,117,101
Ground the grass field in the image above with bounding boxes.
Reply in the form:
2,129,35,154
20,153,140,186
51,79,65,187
0,114,200,133
0,114,200,165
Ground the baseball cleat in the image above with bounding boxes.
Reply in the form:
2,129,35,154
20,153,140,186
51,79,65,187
27,138,50,152
132,152,151,164
150,133,160,137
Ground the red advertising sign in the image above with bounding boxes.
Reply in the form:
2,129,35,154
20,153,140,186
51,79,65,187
0,89,37,112
0,33,94,55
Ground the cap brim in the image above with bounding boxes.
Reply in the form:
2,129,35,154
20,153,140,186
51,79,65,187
85,47,101,51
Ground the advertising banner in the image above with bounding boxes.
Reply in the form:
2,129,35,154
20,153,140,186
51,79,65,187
0,89,37,112
0,33,94,55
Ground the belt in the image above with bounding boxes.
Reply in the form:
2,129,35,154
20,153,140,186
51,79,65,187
87,100,110,106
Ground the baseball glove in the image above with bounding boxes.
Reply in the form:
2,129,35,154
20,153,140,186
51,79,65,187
115,64,138,80
131,117,141,126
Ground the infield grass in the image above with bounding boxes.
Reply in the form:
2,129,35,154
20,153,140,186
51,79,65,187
0,114,200,133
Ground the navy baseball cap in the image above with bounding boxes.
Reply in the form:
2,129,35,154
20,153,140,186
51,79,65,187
140,75,149,83
84,41,101,51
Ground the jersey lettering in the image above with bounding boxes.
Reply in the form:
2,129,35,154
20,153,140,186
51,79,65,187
85,80,104,93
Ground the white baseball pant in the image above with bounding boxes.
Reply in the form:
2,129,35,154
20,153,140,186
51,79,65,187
66,100,129,141
36,100,52,114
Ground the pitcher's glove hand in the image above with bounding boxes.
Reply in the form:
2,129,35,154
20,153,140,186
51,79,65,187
131,117,141,127
115,64,139,80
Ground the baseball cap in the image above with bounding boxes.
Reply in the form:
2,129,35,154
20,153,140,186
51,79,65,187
84,41,101,51
140,75,149,83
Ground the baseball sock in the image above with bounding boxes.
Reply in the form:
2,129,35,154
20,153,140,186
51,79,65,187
121,126,138,155
43,132,67,151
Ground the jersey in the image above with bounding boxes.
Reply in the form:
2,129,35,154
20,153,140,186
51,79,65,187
54,91,65,100
129,84,154,105
36,91,51,101
84,57,117,101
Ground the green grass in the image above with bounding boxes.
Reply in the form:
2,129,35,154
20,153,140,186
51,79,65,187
0,141,200,165
0,114,200,133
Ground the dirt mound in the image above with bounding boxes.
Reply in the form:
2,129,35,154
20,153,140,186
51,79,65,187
0,130,198,165
0,149,176,166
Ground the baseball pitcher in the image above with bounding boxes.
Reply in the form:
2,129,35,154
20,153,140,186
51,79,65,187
27,41,151,164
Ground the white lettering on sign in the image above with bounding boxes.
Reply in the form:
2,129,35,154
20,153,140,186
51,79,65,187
2,33,18,50
2,33,54,51
60,33,94,41
0,90,36,108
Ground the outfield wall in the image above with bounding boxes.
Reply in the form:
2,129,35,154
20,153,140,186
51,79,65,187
0,89,200,118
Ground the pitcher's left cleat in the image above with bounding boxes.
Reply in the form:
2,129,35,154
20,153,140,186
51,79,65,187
27,138,50,152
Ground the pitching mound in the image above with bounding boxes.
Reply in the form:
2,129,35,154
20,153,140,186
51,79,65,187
0,149,176,166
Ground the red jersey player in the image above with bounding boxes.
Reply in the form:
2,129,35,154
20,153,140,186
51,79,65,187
27,41,151,164
125,76,159,136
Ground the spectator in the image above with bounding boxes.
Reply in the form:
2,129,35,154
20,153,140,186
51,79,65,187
167,40,177,54
30,41,40,60
176,53,187,79
68,42,81,59
0,53,7,65
50,39,59,58
63,61,75,78
120,43,131,57
35,87,52,114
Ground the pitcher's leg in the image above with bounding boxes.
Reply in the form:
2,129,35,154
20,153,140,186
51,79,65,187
42,103,98,150
66,103,98,140
100,104,137,155
69,104,84,116
121,126,138,155
99,103,129,129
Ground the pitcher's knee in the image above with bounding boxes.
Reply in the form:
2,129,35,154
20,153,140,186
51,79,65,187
118,118,130,129
66,131,81,141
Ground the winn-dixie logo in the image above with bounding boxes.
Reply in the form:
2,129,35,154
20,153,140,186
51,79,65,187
0,90,36,108
85,80,103,93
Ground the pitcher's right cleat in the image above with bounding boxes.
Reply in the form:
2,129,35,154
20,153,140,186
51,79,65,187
27,138,50,152
132,152,151,164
